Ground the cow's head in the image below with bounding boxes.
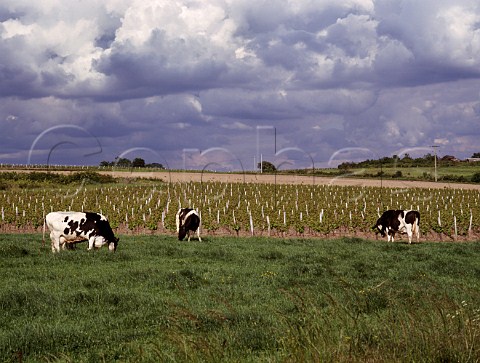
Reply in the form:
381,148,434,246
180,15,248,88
92,236,119,252
178,228,187,241
373,220,386,237
108,237,119,252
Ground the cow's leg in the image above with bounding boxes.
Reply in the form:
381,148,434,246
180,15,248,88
88,237,95,250
59,236,68,250
386,229,392,242
187,230,191,242
405,224,413,244
50,234,56,253
413,221,420,242
390,231,395,242
50,232,61,253
197,228,202,242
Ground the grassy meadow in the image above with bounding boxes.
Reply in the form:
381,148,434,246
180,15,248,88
351,165,480,181
1,234,480,362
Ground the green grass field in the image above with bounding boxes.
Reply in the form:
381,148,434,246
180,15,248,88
1,234,480,362
354,165,480,180
286,162,480,182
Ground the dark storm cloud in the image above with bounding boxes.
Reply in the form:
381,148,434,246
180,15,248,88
94,42,229,100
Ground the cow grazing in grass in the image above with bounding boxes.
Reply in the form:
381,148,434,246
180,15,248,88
176,208,201,242
44,211,119,253
373,209,420,244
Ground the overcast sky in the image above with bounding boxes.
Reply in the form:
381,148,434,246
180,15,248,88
1,0,479,170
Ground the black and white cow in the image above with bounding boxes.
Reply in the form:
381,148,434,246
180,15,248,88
373,209,420,244
176,208,201,242
44,211,119,253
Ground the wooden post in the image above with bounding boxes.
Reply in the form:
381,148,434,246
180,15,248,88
267,216,270,236
469,210,473,236
249,213,254,236
454,216,457,241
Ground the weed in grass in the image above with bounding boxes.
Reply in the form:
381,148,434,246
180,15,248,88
0,287,57,318
198,247,235,261
234,325,277,352
166,269,206,290
429,259,467,278
380,242,410,252
351,261,375,279
277,287,480,362
285,253,335,288
123,267,162,284
259,250,285,260
287,263,330,279
81,278,105,289
156,245,185,258
0,244,30,257
340,237,364,244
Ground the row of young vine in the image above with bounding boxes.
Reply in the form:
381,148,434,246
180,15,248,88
1,181,479,239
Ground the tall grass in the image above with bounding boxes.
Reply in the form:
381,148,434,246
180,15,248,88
1,234,479,362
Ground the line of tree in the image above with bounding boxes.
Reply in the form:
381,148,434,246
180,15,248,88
257,161,277,173
338,152,480,169
99,158,165,169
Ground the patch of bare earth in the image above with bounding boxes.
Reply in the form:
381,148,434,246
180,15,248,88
100,170,480,190
7,222,479,244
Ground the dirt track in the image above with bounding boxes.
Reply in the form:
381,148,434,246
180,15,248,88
102,170,480,190
2,168,480,190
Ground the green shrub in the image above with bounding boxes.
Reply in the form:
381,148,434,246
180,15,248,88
472,172,480,183
0,171,115,188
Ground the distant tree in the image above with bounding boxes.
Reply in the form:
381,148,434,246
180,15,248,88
99,161,113,167
378,156,396,166
116,158,131,167
132,158,146,168
338,162,355,170
146,163,165,169
472,172,480,183
472,152,480,158
423,153,435,162
258,161,276,173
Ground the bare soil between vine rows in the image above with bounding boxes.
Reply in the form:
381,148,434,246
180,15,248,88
3,223,478,244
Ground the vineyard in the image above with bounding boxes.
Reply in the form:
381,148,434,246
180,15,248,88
1,176,479,241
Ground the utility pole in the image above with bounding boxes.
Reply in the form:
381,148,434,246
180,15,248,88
274,127,276,154
431,145,439,182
